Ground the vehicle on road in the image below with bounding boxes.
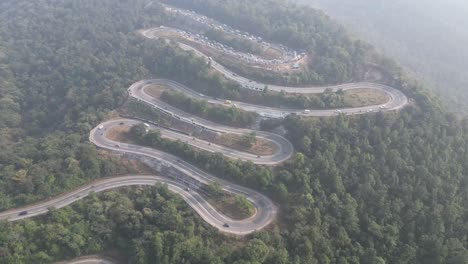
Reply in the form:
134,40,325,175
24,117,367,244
224,100,232,104
119,122,124,125
115,144,120,148
144,123,150,127
18,211,28,216
304,109,310,113
98,125,104,130
223,223,230,228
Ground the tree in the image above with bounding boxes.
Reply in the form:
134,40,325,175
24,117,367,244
235,195,254,215
130,123,147,139
241,132,257,148
242,239,270,262
145,130,162,146
206,181,223,197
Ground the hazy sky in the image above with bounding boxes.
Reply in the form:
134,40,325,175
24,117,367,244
298,0,468,109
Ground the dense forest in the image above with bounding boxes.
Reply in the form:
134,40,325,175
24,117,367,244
297,0,468,112
0,0,467,263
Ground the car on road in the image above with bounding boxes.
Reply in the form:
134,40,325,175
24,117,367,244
223,223,230,228
18,211,28,216
115,144,120,148
119,122,124,125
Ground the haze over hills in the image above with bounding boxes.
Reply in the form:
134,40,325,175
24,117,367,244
0,0,468,263
297,0,468,112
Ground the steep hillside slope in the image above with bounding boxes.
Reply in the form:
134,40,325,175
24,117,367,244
298,0,468,112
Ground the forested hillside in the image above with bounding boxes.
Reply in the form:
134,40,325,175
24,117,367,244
166,0,377,85
297,0,468,112
0,0,467,263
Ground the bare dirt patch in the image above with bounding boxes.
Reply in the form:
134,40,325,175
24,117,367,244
103,125,257,220
263,46,283,60
215,133,277,156
121,159,155,175
98,150,155,175
106,126,135,144
343,88,389,107
144,84,170,98
202,193,256,220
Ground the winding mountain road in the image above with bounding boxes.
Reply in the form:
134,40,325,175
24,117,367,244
141,27,408,117
0,6,410,260
55,256,115,264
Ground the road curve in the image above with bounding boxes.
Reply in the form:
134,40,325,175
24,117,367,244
89,125,278,235
141,27,408,116
0,173,277,235
63,259,113,264
0,5,411,251
128,79,294,162
55,256,115,264
99,118,293,165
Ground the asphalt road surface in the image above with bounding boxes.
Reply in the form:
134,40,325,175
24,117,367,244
0,173,277,235
89,125,278,235
141,27,409,116
128,79,294,162
98,118,293,165
55,256,115,264
0,8,411,264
